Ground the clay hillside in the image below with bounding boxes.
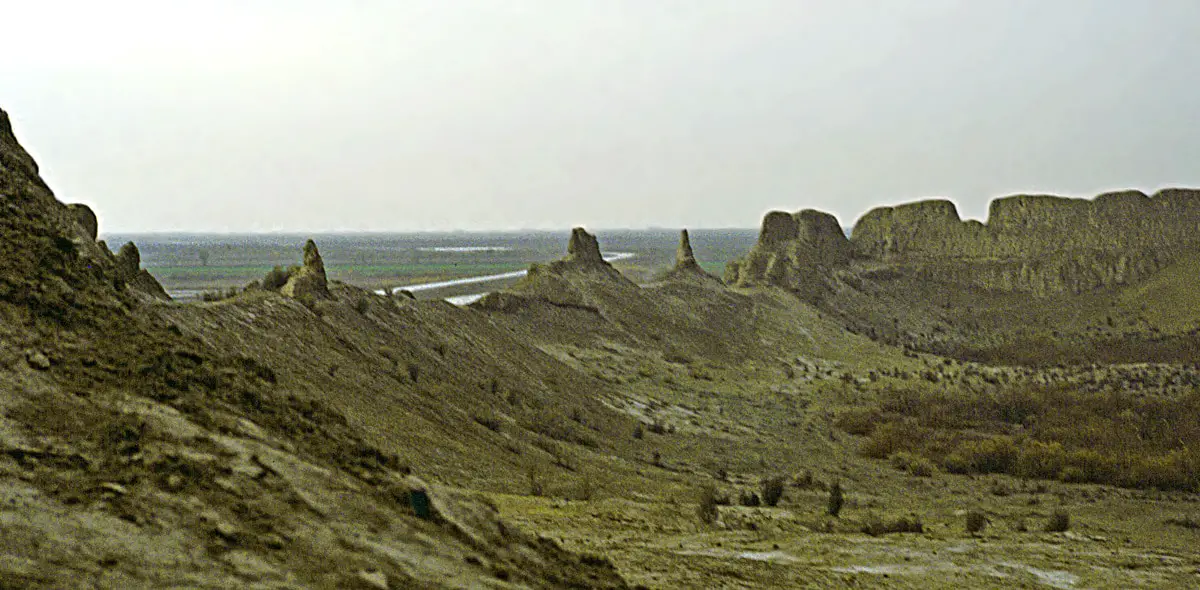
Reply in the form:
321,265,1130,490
5,105,1200,589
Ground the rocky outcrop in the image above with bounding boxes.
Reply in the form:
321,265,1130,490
113,241,171,300
665,229,722,284
67,203,98,241
114,241,141,278
564,227,607,267
281,239,330,299
675,229,700,271
731,190,1200,297
725,209,851,289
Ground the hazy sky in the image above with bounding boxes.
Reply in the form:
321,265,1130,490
3,1,1199,232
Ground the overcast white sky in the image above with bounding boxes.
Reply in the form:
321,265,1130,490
2,0,1198,232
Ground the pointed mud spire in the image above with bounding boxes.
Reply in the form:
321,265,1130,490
282,239,330,299
674,229,700,271
566,227,604,264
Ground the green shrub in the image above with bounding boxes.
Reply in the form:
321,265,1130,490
527,466,543,497
353,298,370,314
696,485,719,524
958,436,1019,474
472,414,501,432
862,514,923,536
827,481,844,517
1014,440,1067,480
835,407,884,436
1058,465,1088,483
860,422,916,459
1045,509,1070,532
761,476,786,507
890,452,935,477
261,265,297,290
793,469,815,489
966,509,988,534
1165,514,1200,530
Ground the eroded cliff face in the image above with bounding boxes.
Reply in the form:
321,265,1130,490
732,190,1200,296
